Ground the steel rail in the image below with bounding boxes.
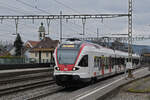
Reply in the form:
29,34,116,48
0,80,55,96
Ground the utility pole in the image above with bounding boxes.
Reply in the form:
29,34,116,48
127,0,133,78
46,19,51,35
82,18,86,36
14,19,19,35
60,11,62,43
97,28,99,40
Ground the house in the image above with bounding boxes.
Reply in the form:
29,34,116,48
24,40,40,63
0,48,10,56
9,40,39,57
29,37,59,63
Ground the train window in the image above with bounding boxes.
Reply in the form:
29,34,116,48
109,56,112,66
57,49,78,64
105,57,109,69
94,56,100,68
94,57,96,67
97,58,100,67
78,55,88,67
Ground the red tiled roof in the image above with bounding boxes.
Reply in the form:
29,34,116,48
30,37,59,52
25,40,40,48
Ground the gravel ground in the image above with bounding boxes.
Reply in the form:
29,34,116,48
104,76,150,100
0,84,62,100
0,72,52,90
0,70,55,100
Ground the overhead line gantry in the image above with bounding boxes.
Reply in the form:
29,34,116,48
0,13,130,43
0,14,128,19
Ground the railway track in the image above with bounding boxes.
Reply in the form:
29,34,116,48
0,80,64,100
0,80,55,96
26,85,64,100
0,68,57,99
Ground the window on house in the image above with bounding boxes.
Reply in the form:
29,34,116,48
46,52,49,57
35,52,38,57
46,59,49,63
43,59,45,63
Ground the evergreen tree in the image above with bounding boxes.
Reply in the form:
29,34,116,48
14,34,23,56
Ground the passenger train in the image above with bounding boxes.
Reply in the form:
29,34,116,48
53,39,140,87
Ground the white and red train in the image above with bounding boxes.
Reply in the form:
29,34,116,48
53,39,140,87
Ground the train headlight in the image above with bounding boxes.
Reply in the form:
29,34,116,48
72,67,76,71
55,67,60,71
72,67,79,71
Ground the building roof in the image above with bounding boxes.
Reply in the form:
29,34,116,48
25,40,40,48
30,37,59,52
0,48,10,56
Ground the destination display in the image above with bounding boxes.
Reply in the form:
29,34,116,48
62,44,75,48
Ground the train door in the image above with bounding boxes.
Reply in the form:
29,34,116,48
109,56,112,73
100,55,105,75
104,57,110,74
88,53,93,77
93,56,100,77
111,57,116,72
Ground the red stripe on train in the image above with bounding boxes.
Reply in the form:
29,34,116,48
58,64,75,71
102,64,104,75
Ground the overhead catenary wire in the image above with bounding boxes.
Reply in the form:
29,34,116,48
52,0,80,14
0,5,25,14
16,0,49,14
0,1,37,15
16,0,107,34
0,1,45,39
51,0,113,35
52,0,99,36
2,0,111,38
16,0,84,32
51,0,102,35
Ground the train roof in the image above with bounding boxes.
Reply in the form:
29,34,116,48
61,38,140,58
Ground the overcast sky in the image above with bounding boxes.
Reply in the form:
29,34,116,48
0,0,149,45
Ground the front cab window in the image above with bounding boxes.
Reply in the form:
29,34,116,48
78,55,88,67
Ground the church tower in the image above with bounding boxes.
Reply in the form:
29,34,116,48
38,22,46,40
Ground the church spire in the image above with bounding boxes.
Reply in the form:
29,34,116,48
38,22,45,40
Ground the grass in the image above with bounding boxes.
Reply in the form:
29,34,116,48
127,77,150,93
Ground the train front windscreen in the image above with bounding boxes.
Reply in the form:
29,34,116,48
57,49,79,65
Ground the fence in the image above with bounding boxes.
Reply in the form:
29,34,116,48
0,57,25,64
0,63,55,70
0,57,55,64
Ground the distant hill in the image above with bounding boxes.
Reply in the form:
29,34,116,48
132,44,150,55
116,43,150,55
